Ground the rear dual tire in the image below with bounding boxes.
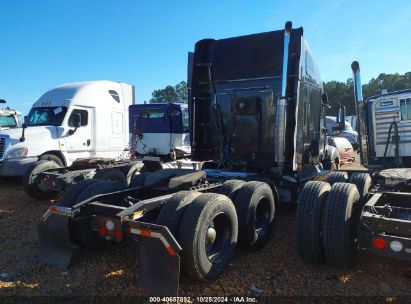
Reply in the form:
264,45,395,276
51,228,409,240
156,191,200,235
157,192,238,281
327,171,348,185
178,193,238,280
62,180,127,248
323,183,360,267
93,168,127,185
297,181,330,263
234,181,275,250
23,160,61,200
297,181,361,267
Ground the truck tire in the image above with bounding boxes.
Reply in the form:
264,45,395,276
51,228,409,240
119,162,144,185
327,171,348,185
76,180,127,206
129,172,151,188
178,193,238,281
69,181,128,248
156,191,200,235
297,181,331,263
234,181,275,250
23,160,61,200
93,168,127,185
39,154,64,167
218,179,245,201
59,179,99,207
323,183,360,267
349,172,372,198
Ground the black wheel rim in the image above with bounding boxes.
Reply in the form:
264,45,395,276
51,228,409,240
205,212,232,263
254,196,271,241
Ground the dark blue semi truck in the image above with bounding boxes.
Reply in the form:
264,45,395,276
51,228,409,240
36,22,373,296
129,103,190,158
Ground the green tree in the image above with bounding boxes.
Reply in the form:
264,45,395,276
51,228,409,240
148,81,188,103
323,79,354,115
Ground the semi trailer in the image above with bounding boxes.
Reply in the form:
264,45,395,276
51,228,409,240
296,61,411,268
23,103,191,200
37,22,344,296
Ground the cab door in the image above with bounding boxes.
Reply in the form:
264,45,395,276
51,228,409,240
64,107,93,153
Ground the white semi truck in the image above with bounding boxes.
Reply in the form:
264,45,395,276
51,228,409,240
0,81,134,177
0,99,23,131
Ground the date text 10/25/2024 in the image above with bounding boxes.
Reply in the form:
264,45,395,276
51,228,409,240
149,296,258,303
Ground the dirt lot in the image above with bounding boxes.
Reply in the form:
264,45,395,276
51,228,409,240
0,175,410,303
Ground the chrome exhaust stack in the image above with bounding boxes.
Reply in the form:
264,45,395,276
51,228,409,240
351,61,368,165
274,21,292,173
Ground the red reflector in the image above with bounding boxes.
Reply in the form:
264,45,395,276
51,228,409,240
166,245,176,256
114,230,123,239
50,206,58,213
374,238,386,249
140,228,151,237
99,226,108,236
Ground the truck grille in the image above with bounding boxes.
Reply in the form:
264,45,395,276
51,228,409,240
0,137,6,159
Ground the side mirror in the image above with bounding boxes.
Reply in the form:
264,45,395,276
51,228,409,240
68,113,81,135
321,93,331,109
336,106,346,131
321,93,328,104
20,117,29,142
71,113,82,128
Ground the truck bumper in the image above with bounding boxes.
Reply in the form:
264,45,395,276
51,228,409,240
359,231,411,262
0,157,37,177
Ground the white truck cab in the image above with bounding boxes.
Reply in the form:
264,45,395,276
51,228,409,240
0,81,134,177
0,99,23,131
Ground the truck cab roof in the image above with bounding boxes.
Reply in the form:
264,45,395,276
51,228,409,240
366,89,411,104
33,80,134,108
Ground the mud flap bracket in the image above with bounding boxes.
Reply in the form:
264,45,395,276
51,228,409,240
128,221,181,296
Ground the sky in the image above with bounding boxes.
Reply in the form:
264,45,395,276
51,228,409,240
1,0,411,114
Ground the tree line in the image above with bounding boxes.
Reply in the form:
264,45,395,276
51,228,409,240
146,81,188,104
147,72,411,115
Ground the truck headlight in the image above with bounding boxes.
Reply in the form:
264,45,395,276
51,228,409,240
6,147,28,159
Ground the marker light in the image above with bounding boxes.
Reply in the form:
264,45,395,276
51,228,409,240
105,220,115,231
373,238,386,249
389,241,403,252
98,226,108,236
114,230,123,239
50,206,58,213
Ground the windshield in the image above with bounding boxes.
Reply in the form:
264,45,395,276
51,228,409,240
0,115,17,128
27,106,67,126
141,109,166,119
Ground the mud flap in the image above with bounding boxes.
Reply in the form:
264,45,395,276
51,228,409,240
139,237,180,296
37,213,74,269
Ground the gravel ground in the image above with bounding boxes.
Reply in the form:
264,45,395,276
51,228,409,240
0,174,410,303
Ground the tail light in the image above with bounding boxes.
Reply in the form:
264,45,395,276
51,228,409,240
114,229,123,239
373,238,386,249
98,226,108,236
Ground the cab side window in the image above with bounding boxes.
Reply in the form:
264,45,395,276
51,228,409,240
68,109,88,127
400,98,411,121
